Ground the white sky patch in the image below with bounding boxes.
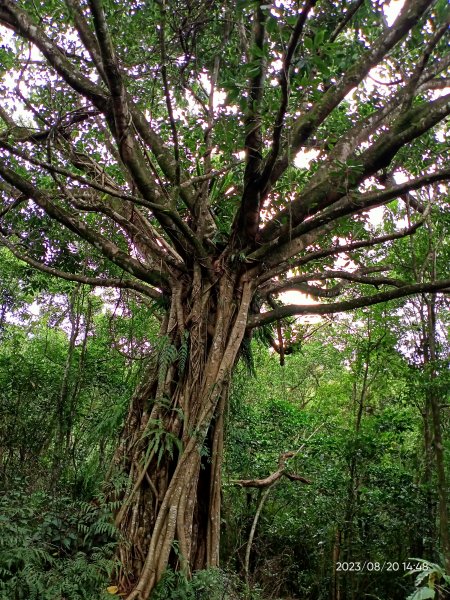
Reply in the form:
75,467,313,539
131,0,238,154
272,58,283,71
369,205,385,227
383,0,405,27
28,301,41,317
280,290,322,324
199,72,227,107
294,148,319,169
281,290,317,305
435,126,447,143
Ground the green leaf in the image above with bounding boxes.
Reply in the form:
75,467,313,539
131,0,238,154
314,29,325,47
304,37,313,52
407,588,435,600
266,15,278,34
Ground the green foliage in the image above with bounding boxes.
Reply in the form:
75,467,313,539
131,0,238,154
152,568,255,600
224,313,447,600
0,484,119,600
0,276,149,492
406,559,450,600
141,416,183,467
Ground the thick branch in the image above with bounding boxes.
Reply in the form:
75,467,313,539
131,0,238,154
231,2,267,246
0,161,169,288
266,0,436,189
0,235,163,300
262,1,316,185
158,0,180,187
243,2,267,184
248,279,450,329
261,94,450,244
251,224,424,286
263,268,406,297
65,0,107,82
233,471,311,488
280,167,449,245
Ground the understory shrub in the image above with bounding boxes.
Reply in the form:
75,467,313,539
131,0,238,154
0,483,119,600
152,567,257,600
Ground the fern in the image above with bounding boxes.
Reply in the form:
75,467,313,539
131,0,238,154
152,567,250,600
178,330,190,375
0,484,119,600
157,336,178,388
141,418,183,467
238,334,256,377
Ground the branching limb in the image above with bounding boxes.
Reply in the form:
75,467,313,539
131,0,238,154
248,279,450,329
0,161,169,288
231,1,267,246
261,94,450,244
130,108,199,214
197,11,231,238
68,196,186,273
251,222,431,286
0,138,207,261
86,0,175,221
402,18,450,108
243,2,266,184
0,0,204,253
0,235,163,300
329,0,365,43
65,0,107,82
271,275,405,300
261,1,316,186
262,267,406,297
157,0,180,187
232,450,311,488
265,0,436,190
278,167,448,246
231,426,322,583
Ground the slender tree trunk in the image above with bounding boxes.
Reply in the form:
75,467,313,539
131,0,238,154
53,283,82,482
418,391,436,558
331,528,342,600
424,295,450,573
339,335,371,600
110,270,252,599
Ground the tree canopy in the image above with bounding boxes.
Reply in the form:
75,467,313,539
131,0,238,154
0,0,449,598
0,0,449,315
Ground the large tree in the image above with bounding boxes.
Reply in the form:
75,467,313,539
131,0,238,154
0,0,449,597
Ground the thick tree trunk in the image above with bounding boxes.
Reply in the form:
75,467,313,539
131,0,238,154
110,269,252,599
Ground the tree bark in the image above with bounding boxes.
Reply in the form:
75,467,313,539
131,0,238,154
109,270,252,599
424,295,450,573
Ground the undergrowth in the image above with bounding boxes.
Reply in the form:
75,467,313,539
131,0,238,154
152,567,262,600
0,483,119,600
